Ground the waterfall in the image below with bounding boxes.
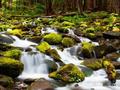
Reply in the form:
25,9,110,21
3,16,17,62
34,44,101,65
18,51,53,79
56,47,83,65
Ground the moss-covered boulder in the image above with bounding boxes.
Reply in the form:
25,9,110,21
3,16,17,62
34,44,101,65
0,57,23,78
49,64,85,83
36,41,51,53
43,33,62,44
81,41,95,58
102,59,117,85
7,29,23,38
0,75,14,89
2,49,22,60
46,49,61,62
62,37,75,47
82,59,103,70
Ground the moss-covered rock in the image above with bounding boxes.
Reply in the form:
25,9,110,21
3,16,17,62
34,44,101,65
61,21,75,29
0,75,14,89
81,41,95,58
84,33,97,40
2,49,22,60
82,59,103,70
36,41,51,53
57,27,69,33
102,59,117,85
43,33,62,44
46,49,61,62
49,64,85,83
7,29,23,38
62,37,75,47
0,57,23,78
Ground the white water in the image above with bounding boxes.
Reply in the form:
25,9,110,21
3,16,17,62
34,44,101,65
42,27,57,34
56,45,83,65
18,51,53,80
7,34,120,90
10,36,37,48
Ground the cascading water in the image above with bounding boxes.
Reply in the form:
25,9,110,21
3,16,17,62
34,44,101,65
18,51,53,79
10,36,37,48
2,31,120,90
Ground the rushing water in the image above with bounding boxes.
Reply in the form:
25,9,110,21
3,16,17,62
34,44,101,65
1,31,120,90
18,51,53,80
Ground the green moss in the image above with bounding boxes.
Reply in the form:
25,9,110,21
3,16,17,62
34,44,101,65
37,41,51,53
82,59,103,70
43,33,62,44
49,64,85,83
0,57,23,78
46,49,61,62
61,21,75,29
62,37,75,47
7,29,23,37
81,41,95,55
2,49,22,60
0,75,14,89
85,33,96,39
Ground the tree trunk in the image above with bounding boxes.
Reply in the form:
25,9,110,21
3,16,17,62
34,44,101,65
0,0,2,8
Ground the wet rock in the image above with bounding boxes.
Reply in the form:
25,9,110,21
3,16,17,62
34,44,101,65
0,34,14,44
28,78,54,90
49,64,85,83
25,47,32,52
0,75,14,89
23,79,35,85
0,57,23,78
44,60,58,73
103,31,120,39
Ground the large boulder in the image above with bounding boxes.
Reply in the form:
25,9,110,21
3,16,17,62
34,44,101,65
0,75,14,89
28,78,54,90
49,64,85,83
0,57,23,78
